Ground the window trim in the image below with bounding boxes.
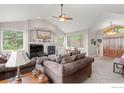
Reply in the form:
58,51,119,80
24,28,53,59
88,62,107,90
0,28,24,51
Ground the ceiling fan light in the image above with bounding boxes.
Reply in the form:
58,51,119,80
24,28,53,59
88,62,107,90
107,31,116,35
59,17,65,22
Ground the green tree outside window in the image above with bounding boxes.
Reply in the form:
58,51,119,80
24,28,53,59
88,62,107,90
67,34,83,48
2,29,23,50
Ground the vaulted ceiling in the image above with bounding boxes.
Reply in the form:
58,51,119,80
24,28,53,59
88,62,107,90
0,4,124,33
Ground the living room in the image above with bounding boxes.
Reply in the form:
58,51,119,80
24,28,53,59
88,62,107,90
0,2,124,91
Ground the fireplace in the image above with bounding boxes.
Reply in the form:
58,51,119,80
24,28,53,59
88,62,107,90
48,46,55,55
30,44,44,58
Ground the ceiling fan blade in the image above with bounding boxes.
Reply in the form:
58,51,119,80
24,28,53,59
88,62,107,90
52,16,59,18
65,18,73,20
63,16,73,20
52,4,73,21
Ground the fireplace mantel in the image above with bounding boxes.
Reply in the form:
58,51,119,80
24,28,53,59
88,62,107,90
28,41,55,45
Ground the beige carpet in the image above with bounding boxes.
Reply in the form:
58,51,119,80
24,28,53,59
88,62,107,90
84,57,124,83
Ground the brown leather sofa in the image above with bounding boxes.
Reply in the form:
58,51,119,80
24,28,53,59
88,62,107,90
0,57,36,80
43,52,94,83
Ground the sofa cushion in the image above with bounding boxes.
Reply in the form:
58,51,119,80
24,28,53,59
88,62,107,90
61,55,76,64
20,61,36,69
71,50,80,55
0,63,16,73
55,53,71,63
56,57,62,63
76,53,86,60
0,63,5,68
0,61,35,73
0,57,7,64
36,56,49,65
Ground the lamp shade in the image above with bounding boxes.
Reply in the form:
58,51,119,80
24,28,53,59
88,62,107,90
6,50,31,67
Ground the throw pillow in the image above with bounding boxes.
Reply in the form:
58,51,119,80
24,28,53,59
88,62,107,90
36,56,48,65
61,55,77,64
61,53,71,57
0,54,10,60
71,50,80,55
76,52,86,60
0,57,7,64
48,55,57,60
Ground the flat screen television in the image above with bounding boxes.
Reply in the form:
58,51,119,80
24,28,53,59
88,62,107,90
30,44,44,58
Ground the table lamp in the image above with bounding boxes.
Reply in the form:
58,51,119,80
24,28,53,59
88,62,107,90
6,50,31,82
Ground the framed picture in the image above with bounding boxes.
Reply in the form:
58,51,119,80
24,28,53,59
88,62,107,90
97,39,102,43
36,30,51,39
91,38,96,45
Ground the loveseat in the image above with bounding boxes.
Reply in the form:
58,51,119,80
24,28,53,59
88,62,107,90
43,52,94,83
0,57,35,80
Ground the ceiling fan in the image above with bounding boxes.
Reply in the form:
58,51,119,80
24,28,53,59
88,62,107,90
52,4,73,22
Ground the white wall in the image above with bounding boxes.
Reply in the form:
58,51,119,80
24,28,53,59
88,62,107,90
92,12,124,31
0,19,64,54
28,19,64,35
88,30,97,56
27,19,64,45
90,12,124,56
0,21,25,31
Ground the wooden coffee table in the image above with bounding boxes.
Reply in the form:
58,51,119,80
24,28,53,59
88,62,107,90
0,72,49,83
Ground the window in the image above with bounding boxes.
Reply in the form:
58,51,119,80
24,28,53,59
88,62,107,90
67,34,83,48
1,29,23,50
118,28,124,34
57,36,64,47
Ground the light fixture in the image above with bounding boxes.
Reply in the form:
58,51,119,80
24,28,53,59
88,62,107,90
107,31,116,35
105,21,120,35
110,21,119,33
59,16,65,22
52,4,73,22
6,50,31,82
